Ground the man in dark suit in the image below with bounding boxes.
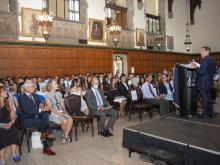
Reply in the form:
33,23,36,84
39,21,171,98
117,74,130,100
18,80,56,155
85,76,117,137
197,46,216,118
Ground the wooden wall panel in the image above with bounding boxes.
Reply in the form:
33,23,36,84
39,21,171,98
0,45,113,78
126,51,194,74
212,53,220,67
0,44,209,78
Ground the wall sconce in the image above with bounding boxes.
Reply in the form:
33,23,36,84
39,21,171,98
38,0,53,44
110,24,122,47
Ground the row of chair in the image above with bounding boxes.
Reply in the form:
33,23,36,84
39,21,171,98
17,88,154,154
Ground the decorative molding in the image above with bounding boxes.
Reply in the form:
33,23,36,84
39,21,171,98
0,40,200,55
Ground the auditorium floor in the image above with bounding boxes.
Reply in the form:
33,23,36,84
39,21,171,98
7,97,220,165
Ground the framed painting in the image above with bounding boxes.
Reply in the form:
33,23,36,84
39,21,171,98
136,28,145,46
22,7,42,37
167,35,174,50
89,18,105,42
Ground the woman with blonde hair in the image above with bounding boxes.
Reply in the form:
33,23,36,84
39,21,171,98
45,79,73,144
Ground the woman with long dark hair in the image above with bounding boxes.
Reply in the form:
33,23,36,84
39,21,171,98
0,86,21,165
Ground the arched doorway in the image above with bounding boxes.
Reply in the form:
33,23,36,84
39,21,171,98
113,54,128,76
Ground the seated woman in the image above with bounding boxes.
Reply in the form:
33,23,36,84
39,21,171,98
109,77,126,117
158,74,173,101
70,79,89,116
45,79,73,144
0,86,21,165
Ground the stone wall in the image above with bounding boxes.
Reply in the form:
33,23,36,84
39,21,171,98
158,0,166,51
48,0,88,44
49,21,87,44
0,0,165,50
0,11,17,41
106,0,135,48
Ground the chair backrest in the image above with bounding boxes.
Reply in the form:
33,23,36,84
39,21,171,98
64,94,81,116
129,88,142,103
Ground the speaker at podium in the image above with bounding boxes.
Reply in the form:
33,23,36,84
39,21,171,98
173,64,197,117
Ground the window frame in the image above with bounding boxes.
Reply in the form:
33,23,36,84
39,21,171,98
146,13,160,34
0,0,10,13
105,3,128,29
68,0,80,21
49,0,80,23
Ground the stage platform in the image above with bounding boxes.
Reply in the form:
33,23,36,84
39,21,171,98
122,115,220,165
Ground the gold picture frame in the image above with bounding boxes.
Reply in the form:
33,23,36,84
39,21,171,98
89,18,105,42
136,28,145,46
21,7,42,37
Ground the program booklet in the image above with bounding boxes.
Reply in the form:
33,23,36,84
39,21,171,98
0,122,10,128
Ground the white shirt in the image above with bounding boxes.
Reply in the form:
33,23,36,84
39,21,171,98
64,80,71,89
122,82,129,90
141,82,158,99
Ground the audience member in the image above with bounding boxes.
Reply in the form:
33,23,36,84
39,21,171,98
85,76,117,137
158,74,173,101
0,86,21,165
70,79,89,116
141,74,170,116
117,74,130,102
18,80,56,155
45,79,73,144
109,77,126,117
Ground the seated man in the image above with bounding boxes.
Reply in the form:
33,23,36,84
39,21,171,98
85,76,117,137
18,80,56,156
141,74,170,116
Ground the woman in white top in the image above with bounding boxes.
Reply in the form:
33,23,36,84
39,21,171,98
45,79,73,144
70,79,89,116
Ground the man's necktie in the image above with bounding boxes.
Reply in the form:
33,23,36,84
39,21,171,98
29,94,37,109
94,89,103,106
29,95,35,103
148,84,156,97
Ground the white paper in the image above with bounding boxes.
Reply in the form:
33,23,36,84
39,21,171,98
0,123,10,128
0,123,10,126
131,90,138,101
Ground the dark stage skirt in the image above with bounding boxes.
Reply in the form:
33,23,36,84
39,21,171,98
0,125,19,150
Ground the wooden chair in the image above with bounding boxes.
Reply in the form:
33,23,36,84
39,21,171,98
129,88,154,122
18,118,71,154
15,119,26,155
64,94,94,141
19,124,38,153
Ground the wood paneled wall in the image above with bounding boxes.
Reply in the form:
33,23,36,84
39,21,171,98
0,45,112,78
212,53,220,67
126,51,193,73
0,44,210,78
